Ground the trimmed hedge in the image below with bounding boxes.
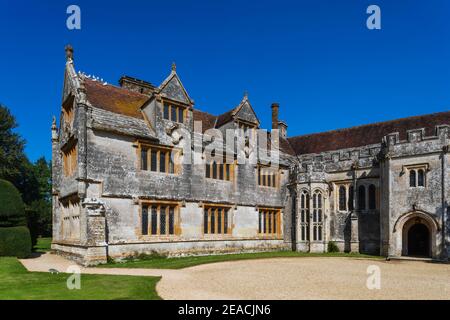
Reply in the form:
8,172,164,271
0,179,25,227
0,226,32,258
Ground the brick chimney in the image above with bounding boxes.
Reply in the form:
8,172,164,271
271,103,287,138
271,102,279,130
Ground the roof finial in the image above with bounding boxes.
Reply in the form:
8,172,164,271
65,44,74,62
51,116,58,142
171,62,176,72
243,90,248,99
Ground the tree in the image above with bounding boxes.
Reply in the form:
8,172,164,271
0,104,53,239
0,104,27,185
0,179,26,227
29,158,52,237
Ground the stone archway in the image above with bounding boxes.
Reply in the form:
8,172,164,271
392,210,440,259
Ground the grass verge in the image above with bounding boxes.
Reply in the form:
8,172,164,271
99,251,383,269
0,257,161,300
34,237,52,253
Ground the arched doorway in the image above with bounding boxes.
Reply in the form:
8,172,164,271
393,211,439,258
407,223,430,257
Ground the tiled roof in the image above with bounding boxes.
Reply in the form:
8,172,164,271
192,109,217,133
84,77,450,157
287,111,450,155
215,109,235,128
84,79,148,119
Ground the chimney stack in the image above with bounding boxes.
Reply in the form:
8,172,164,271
271,102,279,130
119,76,155,95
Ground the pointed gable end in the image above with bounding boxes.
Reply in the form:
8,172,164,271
235,99,259,125
215,94,260,128
157,64,194,105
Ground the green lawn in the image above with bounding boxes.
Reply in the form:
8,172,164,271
0,257,161,300
100,251,383,269
34,237,52,253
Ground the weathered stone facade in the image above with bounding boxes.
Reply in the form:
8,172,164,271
52,47,450,265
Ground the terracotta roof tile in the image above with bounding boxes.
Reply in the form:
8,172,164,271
84,79,148,119
215,109,235,128
288,111,450,155
193,109,217,133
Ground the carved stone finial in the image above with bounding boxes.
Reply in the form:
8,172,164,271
243,90,248,99
51,116,58,142
65,44,74,62
171,62,176,72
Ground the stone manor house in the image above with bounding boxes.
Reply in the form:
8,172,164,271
52,46,450,265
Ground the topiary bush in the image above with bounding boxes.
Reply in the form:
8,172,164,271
0,179,26,227
0,226,32,258
327,241,340,253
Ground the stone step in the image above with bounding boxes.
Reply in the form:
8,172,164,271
386,255,433,262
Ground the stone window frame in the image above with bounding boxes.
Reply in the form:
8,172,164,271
236,119,257,140
59,194,81,241
403,163,429,188
205,160,234,182
298,188,325,242
202,204,233,237
334,182,352,213
356,182,379,212
137,141,182,175
61,138,78,177
162,99,187,124
299,190,310,242
62,94,75,128
258,207,282,239
368,184,377,210
358,185,366,210
311,190,324,242
139,200,181,239
257,164,280,189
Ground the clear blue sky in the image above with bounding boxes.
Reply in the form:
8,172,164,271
1,0,449,161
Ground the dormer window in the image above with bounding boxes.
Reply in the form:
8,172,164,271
163,101,185,123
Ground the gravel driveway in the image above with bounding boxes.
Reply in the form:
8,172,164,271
20,254,450,300
157,257,450,300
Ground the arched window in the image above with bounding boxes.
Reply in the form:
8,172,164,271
409,170,416,187
417,169,425,187
312,190,323,241
358,185,366,210
348,186,354,211
368,184,376,210
339,186,346,211
299,191,309,241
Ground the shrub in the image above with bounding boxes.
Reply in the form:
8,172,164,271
327,241,340,253
0,179,25,227
0,226,32,258
25,207,39,247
